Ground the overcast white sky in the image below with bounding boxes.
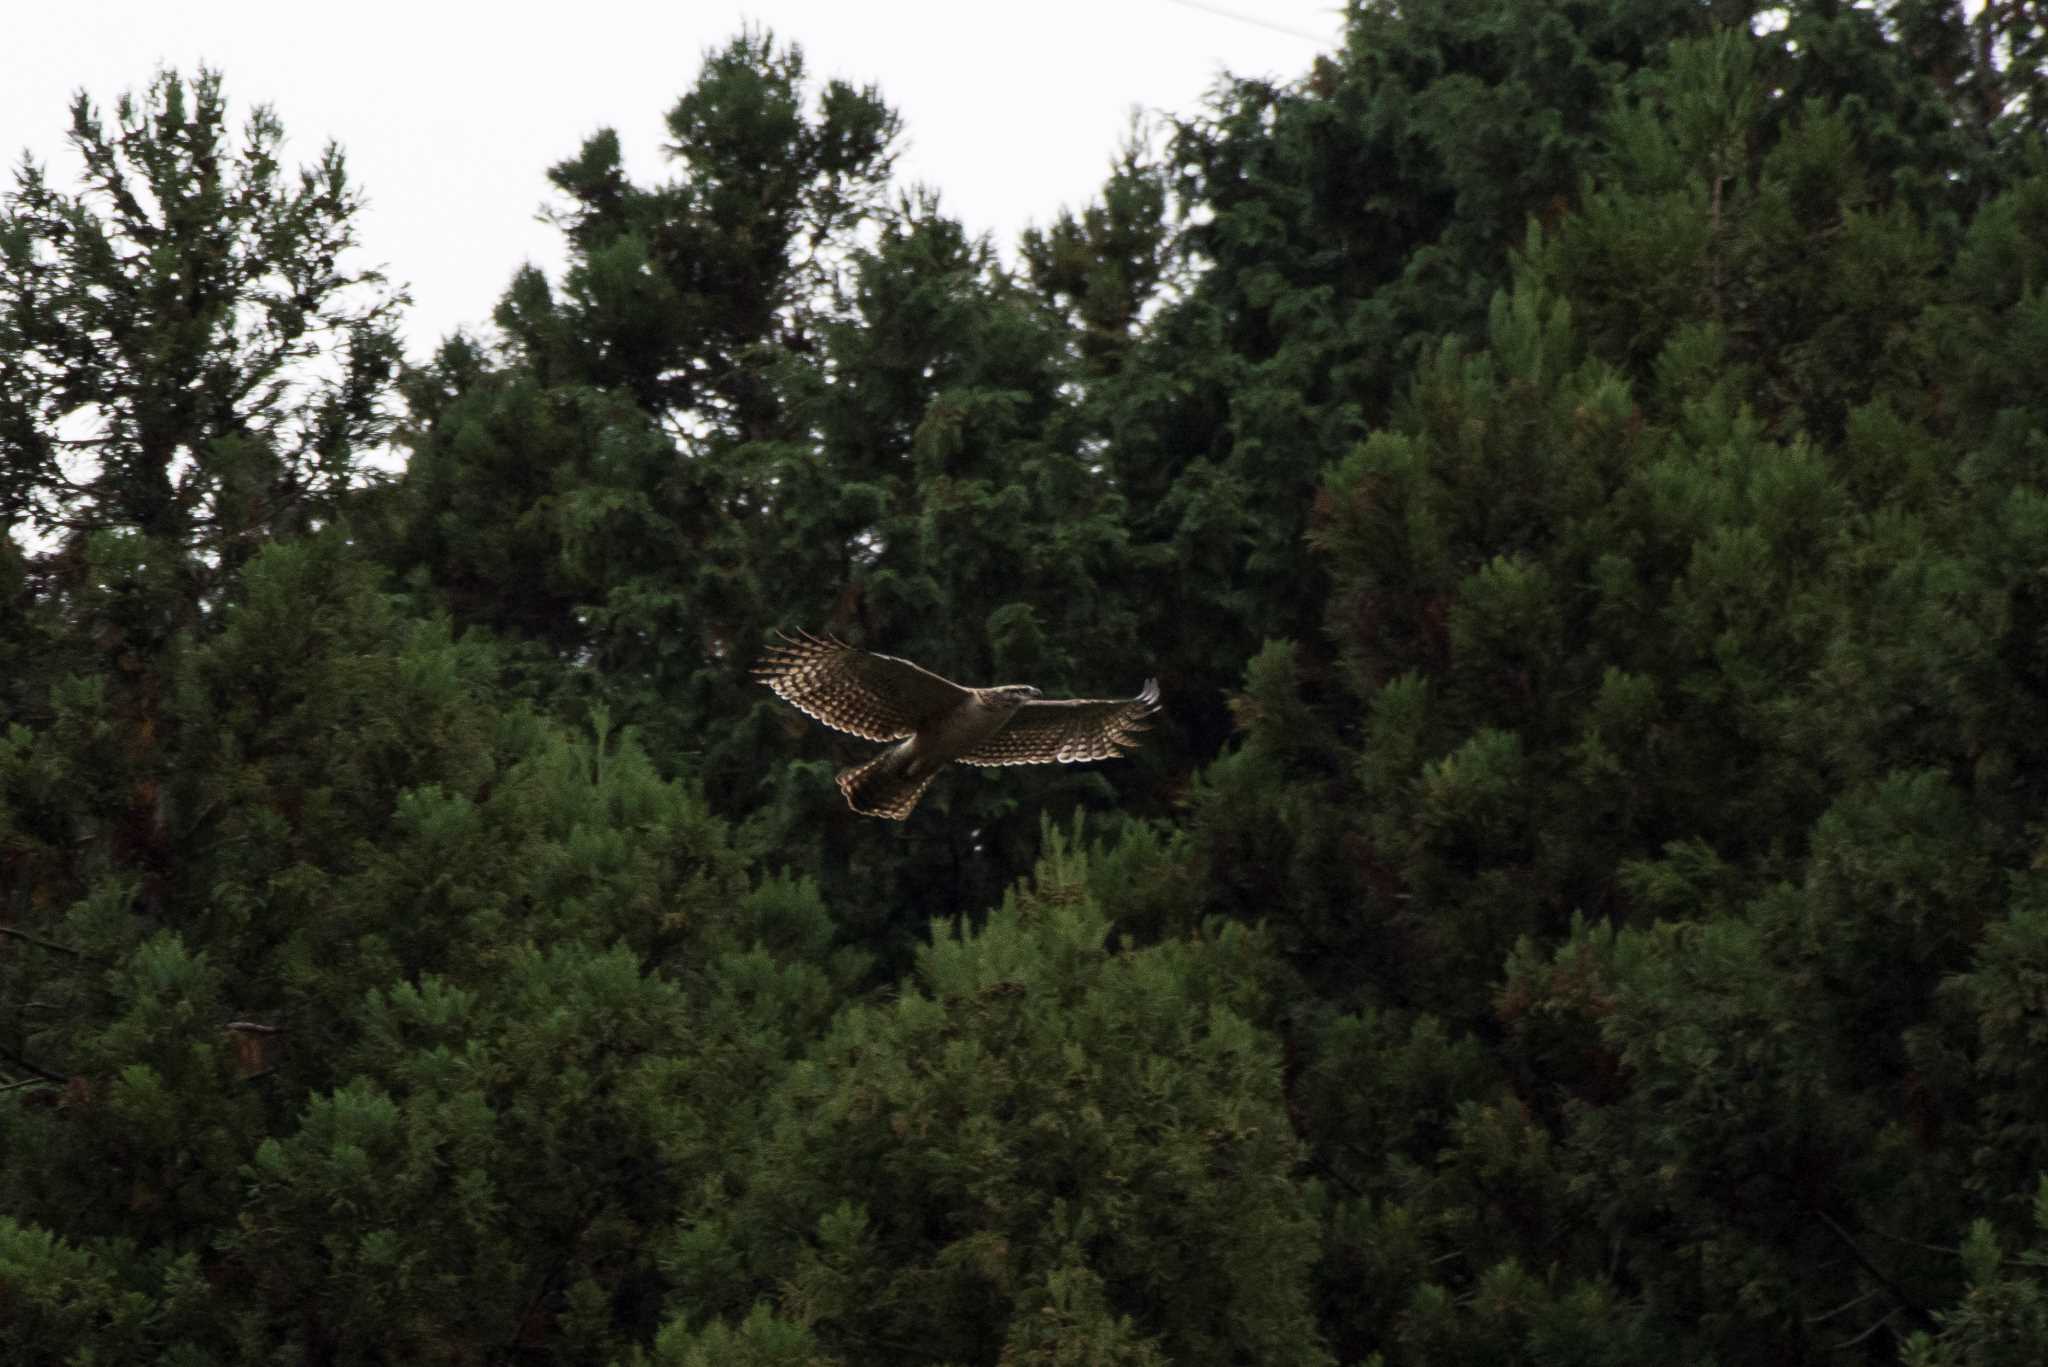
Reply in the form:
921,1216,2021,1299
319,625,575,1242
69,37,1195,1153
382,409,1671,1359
6,0,1344,359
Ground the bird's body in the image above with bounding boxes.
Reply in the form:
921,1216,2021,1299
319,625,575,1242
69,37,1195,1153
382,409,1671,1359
754,632,1160,818
834,683,1040,817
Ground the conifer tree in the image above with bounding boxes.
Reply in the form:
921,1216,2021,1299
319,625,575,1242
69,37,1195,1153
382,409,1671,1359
18,9,2048,1363
386,35,1164,953
664,826,1328,1365
381,31,904,782
0,68,403,582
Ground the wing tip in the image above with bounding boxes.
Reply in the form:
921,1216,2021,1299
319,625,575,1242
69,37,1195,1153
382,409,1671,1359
755,628,857,680
759,626,853,653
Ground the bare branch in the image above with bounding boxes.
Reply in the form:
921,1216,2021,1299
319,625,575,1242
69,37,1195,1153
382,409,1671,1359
1815,1209,1937,1338
0,1046,67,1085
0,924,96,960
0,1075,60,1094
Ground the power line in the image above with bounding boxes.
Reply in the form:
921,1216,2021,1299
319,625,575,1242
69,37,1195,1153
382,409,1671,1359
1161,0,1334,45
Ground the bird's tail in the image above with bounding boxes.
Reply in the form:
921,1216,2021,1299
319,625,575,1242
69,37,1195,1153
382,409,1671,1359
837,745,939,820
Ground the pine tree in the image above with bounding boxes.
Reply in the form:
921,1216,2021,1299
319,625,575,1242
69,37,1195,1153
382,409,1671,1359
0,68,403,581
380,31,904,787
665,825,1328,1365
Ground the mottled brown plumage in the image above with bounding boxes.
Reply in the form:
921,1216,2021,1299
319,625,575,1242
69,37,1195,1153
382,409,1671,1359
754,631,1161,819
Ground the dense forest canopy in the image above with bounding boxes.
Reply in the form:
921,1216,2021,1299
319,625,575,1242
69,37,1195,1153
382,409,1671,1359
9,2,2048,1362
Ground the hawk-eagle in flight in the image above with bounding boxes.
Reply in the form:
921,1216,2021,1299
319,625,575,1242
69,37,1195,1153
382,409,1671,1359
755,631,1161,819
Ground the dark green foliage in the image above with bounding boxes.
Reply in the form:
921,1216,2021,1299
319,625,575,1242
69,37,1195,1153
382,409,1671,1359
0,68,403,565
378,35,1165,952
1021,132,1172,379
15,9,2048,1364
0,529,808,1361
1063,0,1744,761
667,827,1327,1366
376,31,910,777
1901,1188,2048,1366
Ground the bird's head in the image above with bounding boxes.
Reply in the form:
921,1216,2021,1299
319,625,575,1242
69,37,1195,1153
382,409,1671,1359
987,684,1041,707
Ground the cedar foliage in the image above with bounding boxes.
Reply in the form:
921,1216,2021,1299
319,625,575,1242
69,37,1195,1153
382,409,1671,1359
10,5,2048,1362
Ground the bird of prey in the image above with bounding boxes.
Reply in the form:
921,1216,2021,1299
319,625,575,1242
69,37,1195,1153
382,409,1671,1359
754,631,1161,819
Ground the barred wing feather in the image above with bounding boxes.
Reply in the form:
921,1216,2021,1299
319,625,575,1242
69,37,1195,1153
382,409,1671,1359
957,680,1160,767
753,631,973,742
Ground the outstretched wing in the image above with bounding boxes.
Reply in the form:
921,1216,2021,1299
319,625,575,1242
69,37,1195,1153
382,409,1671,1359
753,630,974,741
957,679,1161,766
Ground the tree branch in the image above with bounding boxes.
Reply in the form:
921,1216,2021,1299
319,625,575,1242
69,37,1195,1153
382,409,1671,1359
0,1075,60,1093
0,1046,67,1085
0,924,97,960
1815,1209,1937,1338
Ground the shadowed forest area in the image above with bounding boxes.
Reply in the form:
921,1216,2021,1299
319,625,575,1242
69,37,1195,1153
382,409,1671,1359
11,1,2048,1361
